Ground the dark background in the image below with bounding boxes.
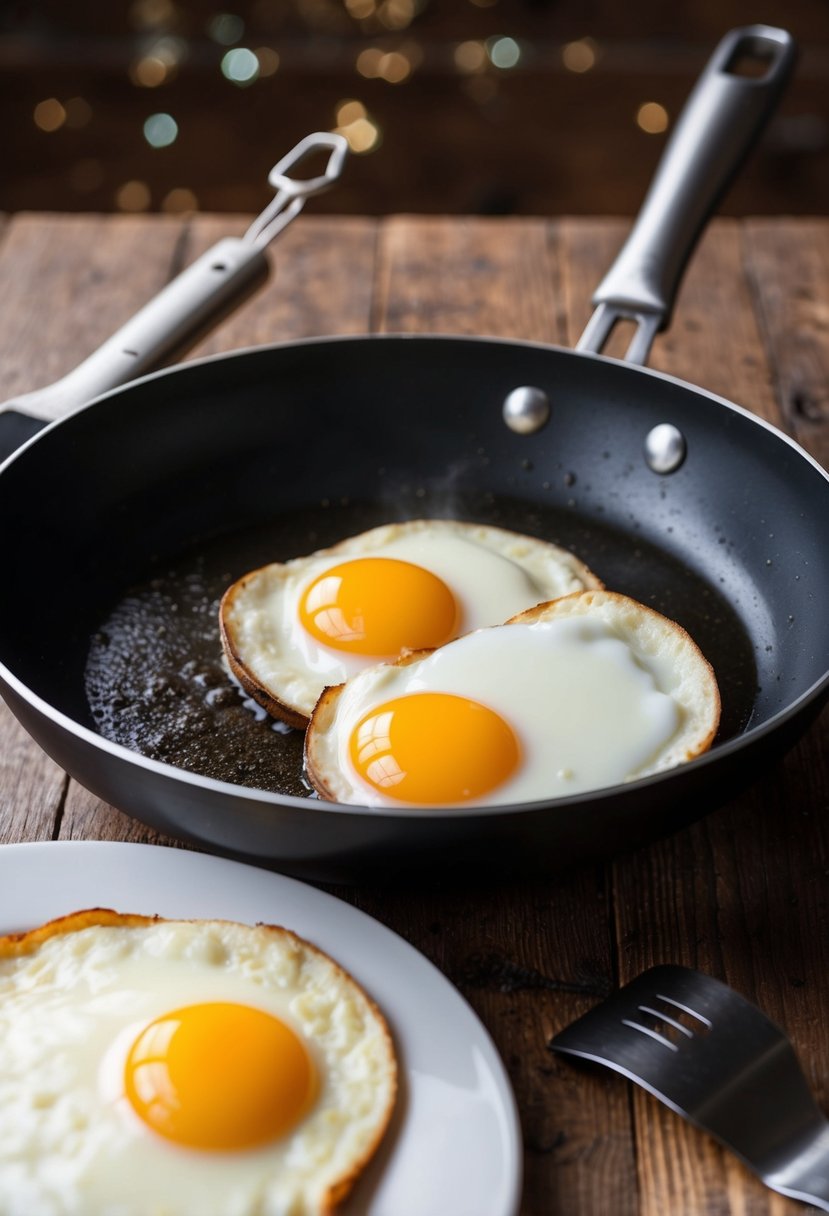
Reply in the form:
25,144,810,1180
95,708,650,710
1,0,827,217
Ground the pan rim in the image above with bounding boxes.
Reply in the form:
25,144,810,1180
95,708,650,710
1,656,826,821
2,331,829,487
1,333,827,820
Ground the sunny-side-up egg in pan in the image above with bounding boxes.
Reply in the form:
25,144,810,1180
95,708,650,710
220,520,602,727
0,910,397,1216
305,590,721,808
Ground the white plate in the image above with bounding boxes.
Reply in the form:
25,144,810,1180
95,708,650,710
0,841,522,1216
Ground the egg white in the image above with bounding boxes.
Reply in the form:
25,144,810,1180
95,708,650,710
0,915,396,1216
306,591,721,808
220,520,602,725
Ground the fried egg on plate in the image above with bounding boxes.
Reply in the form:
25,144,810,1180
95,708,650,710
220,520,601,728
305,590,721,808
0,910,396,1216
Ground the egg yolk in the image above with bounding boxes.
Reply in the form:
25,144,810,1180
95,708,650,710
299,557,458,657
349,691,520,804
124,1002,317,1151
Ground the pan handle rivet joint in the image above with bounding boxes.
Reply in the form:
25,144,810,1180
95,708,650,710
503,386,550,434
645,423,686,474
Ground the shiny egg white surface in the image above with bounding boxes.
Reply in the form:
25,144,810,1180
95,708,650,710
0,913,397,1216
306,590,720,808
220,520,601,724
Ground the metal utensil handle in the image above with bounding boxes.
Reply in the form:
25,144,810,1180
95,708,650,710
9,238,269,421
578,26,796,364
5,132,348,422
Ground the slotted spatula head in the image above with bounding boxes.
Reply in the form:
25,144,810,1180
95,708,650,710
552,966,829,1211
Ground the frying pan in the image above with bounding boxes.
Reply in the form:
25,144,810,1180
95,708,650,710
1,27,827,882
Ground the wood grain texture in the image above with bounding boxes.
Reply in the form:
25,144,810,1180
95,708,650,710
0,214,827,1216
182,215,379,354
0,700,66,844
374,216,564,343
742,218,829,468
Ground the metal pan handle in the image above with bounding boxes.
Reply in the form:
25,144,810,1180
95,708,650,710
577,26,796,366
1,132,347,427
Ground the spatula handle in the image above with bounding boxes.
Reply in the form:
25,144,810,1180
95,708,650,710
3,239,267,422
0,132,347,425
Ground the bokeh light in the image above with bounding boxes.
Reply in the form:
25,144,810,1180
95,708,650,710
162,187,199,213
562,39,597,73
115,180,152,211
636,102,669,134
487,37,520,70
345,0,376,17
131,56,169,86
454,41,487,74
221,47,260,85
356,47,413,82
33,99,66,132
143,112,179,147
334,99,381,153
378,0,415,30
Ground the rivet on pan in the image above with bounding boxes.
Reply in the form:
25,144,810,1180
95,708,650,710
644,423,687,474
502,386,551,434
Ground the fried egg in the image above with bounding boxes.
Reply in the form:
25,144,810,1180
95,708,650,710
0,910,397,1216
305,590,721,807
220,520,602,727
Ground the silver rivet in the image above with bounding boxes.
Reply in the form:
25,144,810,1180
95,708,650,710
502,385,551,434
644,423,686,474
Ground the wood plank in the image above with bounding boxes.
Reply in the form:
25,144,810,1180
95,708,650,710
0,700,67,844
742,218,829,470
374,215,565,344
58,784,181,848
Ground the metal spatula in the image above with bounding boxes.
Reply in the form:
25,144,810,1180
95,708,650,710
551,965,829,1211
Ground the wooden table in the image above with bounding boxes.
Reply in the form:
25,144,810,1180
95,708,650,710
1,212,828,1216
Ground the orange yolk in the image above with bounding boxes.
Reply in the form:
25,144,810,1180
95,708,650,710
124,1002,317,1151
299,557,458,657
349,691,520,805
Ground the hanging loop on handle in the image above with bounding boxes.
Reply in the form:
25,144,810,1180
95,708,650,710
577,26,796,366
245,132,349,249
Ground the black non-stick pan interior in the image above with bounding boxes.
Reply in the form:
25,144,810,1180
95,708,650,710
2,335,827,807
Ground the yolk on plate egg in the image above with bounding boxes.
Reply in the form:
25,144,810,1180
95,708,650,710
0,909,397,1216
220,519,602,728
305,589,721,808
123,1000,318,1151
